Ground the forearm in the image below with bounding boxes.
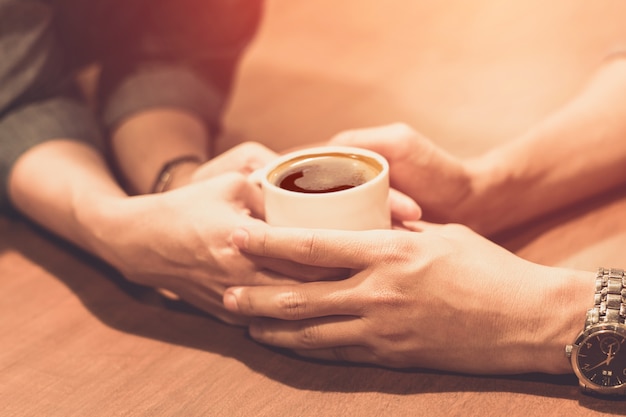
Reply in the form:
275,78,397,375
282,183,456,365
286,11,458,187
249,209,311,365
8,139,126,264
109,108,210,195
464,55,626,235
99,2,263,196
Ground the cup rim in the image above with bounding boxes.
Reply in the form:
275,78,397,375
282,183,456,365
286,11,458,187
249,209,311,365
258,145,389,196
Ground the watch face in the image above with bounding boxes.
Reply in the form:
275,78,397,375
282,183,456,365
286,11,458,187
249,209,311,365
573,326,626,391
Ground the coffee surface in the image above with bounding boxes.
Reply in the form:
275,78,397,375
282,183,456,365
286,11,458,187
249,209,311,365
272,153,380,194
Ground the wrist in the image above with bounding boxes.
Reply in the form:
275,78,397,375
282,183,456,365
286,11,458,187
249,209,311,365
454,153,511,235
73,191,133,269
110,108,210,195
535,267,595,374
459,145,545,236
151,155,204,193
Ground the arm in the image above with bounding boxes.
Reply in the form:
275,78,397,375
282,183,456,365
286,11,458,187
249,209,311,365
99,0,264,194
1,1,315,325
468,53,626,235
8,139,293,325
330,54,626,236
222,223,594,374
0,0,103,214
109,109,210,194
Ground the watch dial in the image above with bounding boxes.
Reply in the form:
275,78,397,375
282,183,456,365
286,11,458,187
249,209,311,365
577,330,626,388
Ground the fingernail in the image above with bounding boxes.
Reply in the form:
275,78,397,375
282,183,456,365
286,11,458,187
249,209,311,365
231,228,249,249
223,289,240,311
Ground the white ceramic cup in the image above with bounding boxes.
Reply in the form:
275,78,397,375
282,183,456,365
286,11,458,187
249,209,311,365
251,146,391,230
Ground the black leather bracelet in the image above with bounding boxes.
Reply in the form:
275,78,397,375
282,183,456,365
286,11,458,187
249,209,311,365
151,155,204,193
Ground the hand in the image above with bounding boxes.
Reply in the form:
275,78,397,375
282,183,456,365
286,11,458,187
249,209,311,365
96,172,343,325
329,123,484,232
223,222,591,374
162,142,280,191
192,141,422,226
191,142,280,182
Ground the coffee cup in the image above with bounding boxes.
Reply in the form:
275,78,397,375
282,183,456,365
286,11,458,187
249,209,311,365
251,146,391,230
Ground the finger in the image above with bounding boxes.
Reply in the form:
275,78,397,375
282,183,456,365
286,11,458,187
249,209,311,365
213,172,266,219
248,266,330,286
231,225,388,269
248,316,366,350
245,253,351,281
294,346,379,366
240,181,265,220
329,123,411,147
409,220,445,232
223,280,363,319
195,142,278,179
329,123,415,159
388,188,421,222
169,284,250,326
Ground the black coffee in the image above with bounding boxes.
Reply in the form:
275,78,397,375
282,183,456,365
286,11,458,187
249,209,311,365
270,152,382,194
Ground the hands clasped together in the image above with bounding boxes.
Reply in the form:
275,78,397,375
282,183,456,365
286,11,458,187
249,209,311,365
120,119,598,375
5,0,625,378
214,123,596,375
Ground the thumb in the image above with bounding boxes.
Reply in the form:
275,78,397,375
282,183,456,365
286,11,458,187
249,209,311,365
204,172,266,219
329,123,417,160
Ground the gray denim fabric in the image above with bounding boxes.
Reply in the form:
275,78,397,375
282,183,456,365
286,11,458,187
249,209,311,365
0,0,262,213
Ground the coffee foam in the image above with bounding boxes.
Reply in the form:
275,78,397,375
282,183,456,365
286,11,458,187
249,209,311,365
275,155,380,191
294,158,374,190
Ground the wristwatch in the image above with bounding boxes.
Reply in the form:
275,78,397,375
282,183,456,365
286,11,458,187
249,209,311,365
566,267,626,396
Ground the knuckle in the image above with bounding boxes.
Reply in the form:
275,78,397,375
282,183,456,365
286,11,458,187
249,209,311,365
276,290,308,320
239,289,258,315
439,222,470,238
376,236,413,263
363,282,406,311
238,141,268,153
330,128,358,144
238,141,274,163
258,228,275,257
221,171,248,189
374,290,406,310
389,122,414,136
297,323,321,348
293,232,325,265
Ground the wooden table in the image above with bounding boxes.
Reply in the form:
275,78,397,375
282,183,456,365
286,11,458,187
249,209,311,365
2,1,626,415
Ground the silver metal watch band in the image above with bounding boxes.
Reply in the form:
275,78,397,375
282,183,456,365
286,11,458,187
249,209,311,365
585,267,626,328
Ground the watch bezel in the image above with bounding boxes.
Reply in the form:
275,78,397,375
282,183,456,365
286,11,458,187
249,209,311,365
570,323,626,396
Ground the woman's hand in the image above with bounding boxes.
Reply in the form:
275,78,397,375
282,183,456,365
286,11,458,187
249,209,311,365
222,222,592,373
95,172,344,325
191,142,280,182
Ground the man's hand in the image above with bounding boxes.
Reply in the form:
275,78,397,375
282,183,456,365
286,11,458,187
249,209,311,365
223,222,593,373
